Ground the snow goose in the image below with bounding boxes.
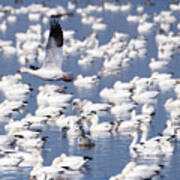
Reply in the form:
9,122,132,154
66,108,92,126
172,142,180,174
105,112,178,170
162,120,175,136
0,20,7,33
0,155,24,168
86,112,114,133
103,3,120,12
77,133,95,148
5,118,31,133
100,88,132,104
63,120,82,138
20,113,48,128
0,135,16,149
56,114,80,129
2,45,16,56
0,100,27,119
28,13,41,22
35,106,64,119
10,129,41,139
125,163,164,180
12,149,43,167
37,85,73,109
139,123,176,155
120,3,132,12
158,78,178,92
78,55,94,66
115,119,140,133
110,161,164,180
72,98,111,115
82,101,111,115
136,5,144,13
74,75,99,88
128,130,164,157
169,3,180,11
18,19,73,81
52,153,92,171
92,22,107,31
15,136,48,152
30,162,65,180
141,103,155,116
113,80,134,92
132,88,159,104
131,110,152,124
72,98,83,112
7,15,17,23
110,161,136,180
149,58,168,71
128,131,140,157
111,102,136,119
127,14,140,23
164,98,180,113
137,19,155,34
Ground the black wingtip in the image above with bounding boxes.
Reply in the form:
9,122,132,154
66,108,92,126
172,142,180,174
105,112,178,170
49,19,63,47
29,65,39,70
84,156,93,160
159,164,165,168
61,166,71,170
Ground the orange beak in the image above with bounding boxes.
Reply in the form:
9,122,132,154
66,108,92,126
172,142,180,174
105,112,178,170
62,75,73,82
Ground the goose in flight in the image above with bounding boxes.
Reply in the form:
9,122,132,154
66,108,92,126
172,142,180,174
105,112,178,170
18,19,73,81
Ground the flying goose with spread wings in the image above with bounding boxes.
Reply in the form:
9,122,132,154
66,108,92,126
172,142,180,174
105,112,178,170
18,19,72,82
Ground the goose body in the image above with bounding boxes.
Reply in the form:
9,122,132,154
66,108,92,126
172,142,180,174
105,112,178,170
126,164,164,180
52,153,92,171
87,113,114,133
110,161,163,180
132,123,176,156
0,156,23,168
30,162,65,180
129,131,163,157
12,150,43,167
74,75,99,87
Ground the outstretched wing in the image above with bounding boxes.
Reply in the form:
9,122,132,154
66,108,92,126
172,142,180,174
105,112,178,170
43,19,64,70
48,19,63,47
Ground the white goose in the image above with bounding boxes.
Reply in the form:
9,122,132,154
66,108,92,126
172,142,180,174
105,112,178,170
129,131,163,157
18,19,72,81
52,153,92,171
110,161,164,180
130,123,176,157
125,163,164,180
87,112,114,133
110,161,136,180
30,162,65,180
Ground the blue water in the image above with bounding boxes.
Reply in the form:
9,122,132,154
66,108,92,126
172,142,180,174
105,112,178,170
0,0,180,179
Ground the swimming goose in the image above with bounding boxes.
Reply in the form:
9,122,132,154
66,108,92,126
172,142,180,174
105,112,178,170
129,129,165,157
86,112,114,133
30,162,65,180
0,135,16,149
52,153,92,171
78,133,95,148
74,74,100,88
18,19,72,81
137,123,176,155
125,163,164,180
0,156,24,168
15,136,48,151
141,103,155,116
110,161,164,180
115,118,140,133
72,98,111,115
110,161,136,180
12,149,43,167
